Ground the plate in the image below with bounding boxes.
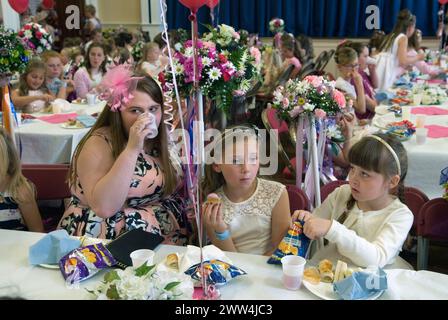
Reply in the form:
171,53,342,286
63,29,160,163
302,279,384,300
38,263,60,269
60,122,84,129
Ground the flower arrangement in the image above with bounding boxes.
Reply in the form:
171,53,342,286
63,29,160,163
162,25,260,115
269,18,285,34
0,26,31,78
441,167,448,200
412,84,448,105
272,75,346,121
88,264,194,300
131,40,145,62
18,23,52,55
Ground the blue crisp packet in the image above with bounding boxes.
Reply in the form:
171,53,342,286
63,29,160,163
333,268,387,300
76,115,96,128
374,91,394,103
440,167,448,185
29,230,81,265
267,220,310,264
184,259,246,286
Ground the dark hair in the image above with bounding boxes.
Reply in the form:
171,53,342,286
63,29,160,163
378,9,416,52
345,133,408,211
296,34,314,60
342,41,368,57
408,29,422,51
368,30,386,52
84,42,107,76
280,33,304,61
114,32,132,48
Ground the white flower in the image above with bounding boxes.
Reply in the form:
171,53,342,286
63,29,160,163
116,274,152,300
184,47,194,58
303,103,315,112
174,43,182,51
24,30,32,38
202,57,212,67
208,67,222,81
174,63,184,75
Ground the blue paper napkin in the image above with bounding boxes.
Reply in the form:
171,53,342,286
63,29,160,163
76,115,96,128
374,91,395,103
29,230,81,265
333,268,387,300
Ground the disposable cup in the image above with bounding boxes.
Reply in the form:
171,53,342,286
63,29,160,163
281,255,306,290
416,127,428,145
130,249,155,268
416,115,426,128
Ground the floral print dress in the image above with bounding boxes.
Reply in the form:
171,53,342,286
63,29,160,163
58,133,189,245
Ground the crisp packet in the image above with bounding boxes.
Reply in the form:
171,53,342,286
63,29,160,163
267,220,310,264
59,243,117,284
333,268,388,300
184,259,246,286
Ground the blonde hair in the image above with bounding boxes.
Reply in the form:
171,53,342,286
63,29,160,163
0,128,35,202
41,50,63,63
201,125,259,198
136,42,161,73
334,47,358,66
69,76,178,197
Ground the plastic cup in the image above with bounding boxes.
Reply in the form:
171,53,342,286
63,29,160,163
402,108,411,120
145,113,158,139
86,93,97,106
413,94,422,106
415,115,426,128
416,128,428,145
281,255,306,290
130,249,155,268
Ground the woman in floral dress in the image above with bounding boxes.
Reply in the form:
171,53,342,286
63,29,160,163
58,66,190,245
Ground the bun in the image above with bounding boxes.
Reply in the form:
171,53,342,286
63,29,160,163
318,259,333,274
206,193,221,205
304,267,321,285
165,253,179,271
334,260,348,283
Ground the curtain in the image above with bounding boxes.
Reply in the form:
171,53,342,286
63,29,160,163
166,0,441,38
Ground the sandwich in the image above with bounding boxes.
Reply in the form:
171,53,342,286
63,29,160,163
206,193,221,205
303,267,321,285
334,260,348,283
318,259,334,283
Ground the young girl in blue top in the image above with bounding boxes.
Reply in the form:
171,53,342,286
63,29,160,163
0,129,43,232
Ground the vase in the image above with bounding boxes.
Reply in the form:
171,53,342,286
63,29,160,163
206,97,227,131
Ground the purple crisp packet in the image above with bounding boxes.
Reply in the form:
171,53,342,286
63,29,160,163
59,243,117,284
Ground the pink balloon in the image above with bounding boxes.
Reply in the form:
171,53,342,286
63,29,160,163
42,0,55,9
179,0,207,13
8,0,29,14
206,0,220,9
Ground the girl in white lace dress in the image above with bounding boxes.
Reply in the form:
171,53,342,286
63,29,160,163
202,125,291,256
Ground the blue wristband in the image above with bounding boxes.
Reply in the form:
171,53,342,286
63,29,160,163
215,229,230,241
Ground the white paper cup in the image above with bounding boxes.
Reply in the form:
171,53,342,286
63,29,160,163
130,249,155,268
416,115,426,128
413,94,422,106
416,127,429,145
281,255,306,290
86,93,96,106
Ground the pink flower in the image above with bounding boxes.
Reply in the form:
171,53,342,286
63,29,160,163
249,47,261,64
234,90,245,96
24,24,31,30
289,106,303,118
203,41,216,50
304,75,323,88
218,54,227,64
223,71,231,82
232,31,240,40
314,108,327,119
282,97,290,108
332,89,346,108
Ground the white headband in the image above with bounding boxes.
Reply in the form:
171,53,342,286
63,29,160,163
369,135,401,176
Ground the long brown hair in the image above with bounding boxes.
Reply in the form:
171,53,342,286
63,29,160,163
0,128,34,202
69,76,178,197
344,133,408,212
201,125,259,198
18,59,49,96
84,42,107,78
378,9,416,52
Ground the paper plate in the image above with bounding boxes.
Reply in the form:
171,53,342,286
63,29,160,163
60,122,84,129
302,279,384,300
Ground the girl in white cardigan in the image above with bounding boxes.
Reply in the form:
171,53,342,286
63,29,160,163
294,133,413,269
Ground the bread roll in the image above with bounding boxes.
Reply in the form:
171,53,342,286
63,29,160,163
303,267,321,285
206,193,221,205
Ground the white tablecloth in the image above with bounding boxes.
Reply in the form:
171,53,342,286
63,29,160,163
14,102,106,164
0,229,447,300
370,104,448,199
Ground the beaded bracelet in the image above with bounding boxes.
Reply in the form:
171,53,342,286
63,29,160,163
215,229,230,241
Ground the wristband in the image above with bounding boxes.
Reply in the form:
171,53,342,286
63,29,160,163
215,229,230,241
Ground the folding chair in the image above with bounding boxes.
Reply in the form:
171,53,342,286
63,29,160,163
286,184,310,212
320,180,349,203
